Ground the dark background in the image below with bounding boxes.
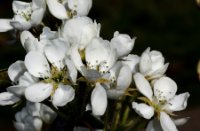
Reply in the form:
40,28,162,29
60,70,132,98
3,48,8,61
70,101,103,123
0,0,200,130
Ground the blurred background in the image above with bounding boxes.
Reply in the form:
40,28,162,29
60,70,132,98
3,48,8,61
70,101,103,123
0,0,200,130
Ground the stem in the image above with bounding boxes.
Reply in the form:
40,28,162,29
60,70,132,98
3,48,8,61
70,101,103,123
111,101,122,131
121,106,130,126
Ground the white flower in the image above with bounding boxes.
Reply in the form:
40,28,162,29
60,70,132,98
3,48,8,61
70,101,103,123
132,73,190,131
24,50,76,107
139,48,169,80
47,0,92,20
20,27,58,53
0,0,46,32
0,61,38,105
70,37,118,115
107,62,132,99
85,37,117,73
14,102,56,131
122,54,140,73
62,16,100,50
110,31,136,58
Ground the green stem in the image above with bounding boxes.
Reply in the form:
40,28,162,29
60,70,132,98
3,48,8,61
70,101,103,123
121,106,130,126
111,101,122,131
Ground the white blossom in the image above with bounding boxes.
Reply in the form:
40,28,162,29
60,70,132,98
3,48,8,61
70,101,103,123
132,73,190,131
62,16,100,50
110,31,136,58
24,48,76,106
14,102,56,131
139,48,169,80
0,0,46,32
47,0,92,20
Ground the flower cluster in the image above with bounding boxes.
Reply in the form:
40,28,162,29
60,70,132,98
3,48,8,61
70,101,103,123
0,0,190,131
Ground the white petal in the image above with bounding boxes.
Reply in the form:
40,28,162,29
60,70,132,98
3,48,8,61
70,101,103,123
63,16,100,49
23,38,39,52
11,16,32,30
86,37,116,71
20,31,35,48
44,39,69,69
110,31,135,57
18,72,38,86
0,92,20,105
108,62,123,82
122,54,140,73
12,1,31,13
7,85,26,96
148,63,169,79
154,77,177,101
132,102,154,119
25,51,51,78
149,51,165,71
25,82,53,102
133,73,153,100
99,44,117,73
139,48,152,74
65,58,78,83
32,0,46,9
47,0,68,20
174,117,189,126
8,60,26,83
31,8,45,26
166,92,190,111
91,83,107,116
70,44,84,72
40,104,57,124
160,112,178,131
146,119,162,131
0,19,13,32
40,27,58,40
117,65,132,90
68,0,92,16
52,84,75,107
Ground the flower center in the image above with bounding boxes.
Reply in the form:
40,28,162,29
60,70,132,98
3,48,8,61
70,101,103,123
43,66,70,92
15,6,32,21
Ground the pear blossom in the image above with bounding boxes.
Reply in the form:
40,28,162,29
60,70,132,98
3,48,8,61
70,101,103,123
24,47,76,106
132,73,190,131
20,27,58,53
0,61,38,105
70,36,117,115
139,48,169,80
0,0,46,32
122,54,140,73
107,62,132,99
14,101,56,131
47,0,92,20
62,16,100,50
110,31,136,58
